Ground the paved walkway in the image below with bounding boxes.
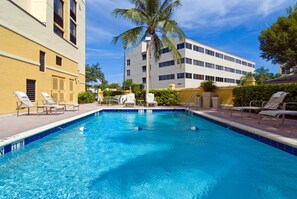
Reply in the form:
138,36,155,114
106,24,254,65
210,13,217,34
0,103,296,141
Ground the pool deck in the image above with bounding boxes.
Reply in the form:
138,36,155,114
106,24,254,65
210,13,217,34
0,103,296,148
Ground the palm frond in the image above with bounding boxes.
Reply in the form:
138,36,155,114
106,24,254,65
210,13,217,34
146,0,160,17
113,26,145,48
113,8,148,25
159,20,185,39
157,0,181,20
162,35,182,63
150,33,163,60
129,0,146,12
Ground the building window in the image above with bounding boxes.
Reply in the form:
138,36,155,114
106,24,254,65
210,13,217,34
185,58,192,64
26,79,36,101
193,45,204,53
248,63,253,67
70,0,76,21
193,74,204,80
224,55,235,62
216,77,224,82
236,69,241,74
142,54,146,60
242,61,247,66
215,52,224,59
70,20,77,44
224,78,235,83
242,71,247,75
159,74,175,81
216,65,224,70
193,59,204,67
205,75,215,81
225,67,235,73
54,26,64,37
205,49,214,56
179,58,185,64
54,0,64,29
177,73,184,79
56,56,62,66
161,47,169,54
236,79,240,84
142,66,146,72
177,43,185,50
127,69,130,76
185,43,192,49
159,60,175,67
185,73,192,79
205,62,215,69
236,59,242,64
142,77,146,84
39,51,45,72
127,59,130,66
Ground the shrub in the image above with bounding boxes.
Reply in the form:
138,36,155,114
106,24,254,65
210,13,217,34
78,91,95,104
103,90,124,96
150,90,178,106
200,80,217,92
233,84,297,109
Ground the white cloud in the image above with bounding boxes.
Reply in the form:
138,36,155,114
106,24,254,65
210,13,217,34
174,0,291,29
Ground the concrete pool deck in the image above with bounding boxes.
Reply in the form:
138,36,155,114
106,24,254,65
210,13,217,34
0,103,296,149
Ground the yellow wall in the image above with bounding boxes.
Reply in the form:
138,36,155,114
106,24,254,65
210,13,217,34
0,26,85,114
176,86,237,106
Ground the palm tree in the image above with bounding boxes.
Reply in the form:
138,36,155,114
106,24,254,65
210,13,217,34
113,0,185,106
255,67,273,85
240,72,255,86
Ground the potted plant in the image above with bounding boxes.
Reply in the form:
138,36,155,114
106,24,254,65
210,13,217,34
200,80,218,109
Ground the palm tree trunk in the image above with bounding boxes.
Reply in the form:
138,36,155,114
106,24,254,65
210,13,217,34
145,37,151,107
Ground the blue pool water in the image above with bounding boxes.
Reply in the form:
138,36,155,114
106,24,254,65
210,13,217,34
1,111,297,198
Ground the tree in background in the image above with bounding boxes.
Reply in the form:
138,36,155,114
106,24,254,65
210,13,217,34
122,79,133,90
85,63,107,90
259,4,297,74
254,67,274,85
106,83,122,90
240,72,255,86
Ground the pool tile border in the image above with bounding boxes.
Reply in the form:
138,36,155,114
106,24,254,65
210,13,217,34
0,108,296,157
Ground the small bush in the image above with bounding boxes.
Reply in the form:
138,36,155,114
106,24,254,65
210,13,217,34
103,90,124,96
150,90,178,106
200,80,216,92
233,84,297,109
78,91,95,104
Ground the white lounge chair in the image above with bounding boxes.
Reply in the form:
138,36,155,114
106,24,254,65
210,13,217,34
147,93,158,107
124,93,135,107
258,109,297,128
41,92,79,111
231,91,288,118
14,91,64,116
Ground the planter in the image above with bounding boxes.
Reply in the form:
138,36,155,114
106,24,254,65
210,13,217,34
211,97,220,109
202,92,214,109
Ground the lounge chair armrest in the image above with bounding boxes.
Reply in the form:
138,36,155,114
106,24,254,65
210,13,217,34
283,102,297,110
261,101,268,107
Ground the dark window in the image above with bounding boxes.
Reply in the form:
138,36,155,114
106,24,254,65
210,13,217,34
205,49,214,56
236,79,240,84
56,56,62,66
185,73,192,79
236,59,242,64
248,63,253,67
70,0,76,21
70,20,76,44
179,58,185,64
242,71,247,75
224,78,235,83
39,51,45,72
193,74,204,80
216,77,224,82
142,54,146,60
159,74,175,81
54,0,64,28
225,67,235,73
142,77,146,84
236,69,241,74
127,69,130,76
224,55,235,62
216,65,224,70
185,58,192,64
215,52,224,59
177,43,185,50
127,59,130,66
142,66,146,72
26,79,36,101
193,59,204,67
54,26,64,37
205,62,215,69
159,60,175,67
185,43,192,49
160,47,169,54
242,61,247,66
193,45,204,53
177,73,184,79
205,76,215,81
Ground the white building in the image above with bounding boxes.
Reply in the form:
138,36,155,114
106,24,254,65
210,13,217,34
125,38,255,89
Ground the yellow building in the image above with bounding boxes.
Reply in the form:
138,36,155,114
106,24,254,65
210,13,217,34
0,0,86,114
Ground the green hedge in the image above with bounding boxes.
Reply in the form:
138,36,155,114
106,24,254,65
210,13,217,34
78,91,95,104
103,90,124,96
150,90,178,106
233,84,297,109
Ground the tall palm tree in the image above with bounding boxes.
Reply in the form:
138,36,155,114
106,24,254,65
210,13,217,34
113,0,185,105
255,67,273,85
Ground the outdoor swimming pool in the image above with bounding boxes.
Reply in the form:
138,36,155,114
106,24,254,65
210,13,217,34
0,110,297,198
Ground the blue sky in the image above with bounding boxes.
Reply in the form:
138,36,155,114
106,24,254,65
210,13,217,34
86,0,295,85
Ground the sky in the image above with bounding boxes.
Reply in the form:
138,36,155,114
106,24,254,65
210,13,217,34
86,0,295,85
